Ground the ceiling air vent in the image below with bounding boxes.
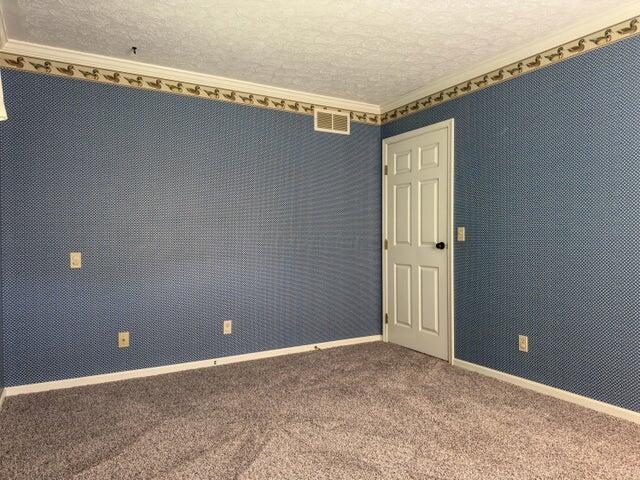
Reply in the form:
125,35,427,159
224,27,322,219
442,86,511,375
314,108,350,135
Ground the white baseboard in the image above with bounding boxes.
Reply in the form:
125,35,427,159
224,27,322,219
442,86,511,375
5,335,382,397
452,358,639,424
0,387,5,409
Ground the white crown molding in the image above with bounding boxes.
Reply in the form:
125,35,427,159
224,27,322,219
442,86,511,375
0,39,381,115
4,335,382,396
381,1,640,113
453,358,640,425
1,4,638,120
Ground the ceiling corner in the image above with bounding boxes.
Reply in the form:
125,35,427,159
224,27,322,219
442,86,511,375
380,1,640,114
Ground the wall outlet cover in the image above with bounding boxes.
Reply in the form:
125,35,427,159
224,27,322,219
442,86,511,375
118,331,130,348
518,335,529,352
457,227,466,242
70,252,82,269
223,320,232,335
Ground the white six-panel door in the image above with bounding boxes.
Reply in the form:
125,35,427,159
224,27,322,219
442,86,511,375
383,120,453,360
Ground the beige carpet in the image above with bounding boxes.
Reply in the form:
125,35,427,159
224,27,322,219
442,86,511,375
1,342,638,479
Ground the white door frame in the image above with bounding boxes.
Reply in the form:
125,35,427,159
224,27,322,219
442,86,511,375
382,119,455,363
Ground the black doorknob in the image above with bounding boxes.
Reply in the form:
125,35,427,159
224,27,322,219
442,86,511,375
435,242,446,249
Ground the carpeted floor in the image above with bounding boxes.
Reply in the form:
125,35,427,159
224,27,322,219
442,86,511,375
1,342,638,479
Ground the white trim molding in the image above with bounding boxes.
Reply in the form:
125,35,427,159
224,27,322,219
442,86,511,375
0,387,6,410
0,40,381,125
452,358,640,424
4,335,381,397
2,40,380,115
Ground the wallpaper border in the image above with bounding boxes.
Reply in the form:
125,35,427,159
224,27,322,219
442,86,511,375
380,16,639,124
0,50,381,125
0,16,638,126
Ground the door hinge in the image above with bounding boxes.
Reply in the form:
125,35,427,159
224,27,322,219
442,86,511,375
384,239,388,250
384,165,388,175
385,313,389,324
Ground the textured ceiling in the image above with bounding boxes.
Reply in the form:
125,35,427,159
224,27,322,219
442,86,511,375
0,0,631,104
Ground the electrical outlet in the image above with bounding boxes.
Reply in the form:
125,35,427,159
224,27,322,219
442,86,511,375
70,252,82,269
118,331,130,348
518,335,528,352
223,320,232,335
457,227,466,241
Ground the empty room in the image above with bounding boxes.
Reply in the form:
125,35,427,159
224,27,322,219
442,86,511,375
0,1,638,478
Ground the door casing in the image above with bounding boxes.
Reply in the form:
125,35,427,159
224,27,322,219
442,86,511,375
382,119,455,363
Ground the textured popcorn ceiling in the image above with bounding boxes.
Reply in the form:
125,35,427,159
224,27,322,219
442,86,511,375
1,0,630,104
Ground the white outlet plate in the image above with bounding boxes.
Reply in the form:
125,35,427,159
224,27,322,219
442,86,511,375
223,320,232,335
518,335,529,352
118,331,130,348
457,227,466,241
70,252,82,269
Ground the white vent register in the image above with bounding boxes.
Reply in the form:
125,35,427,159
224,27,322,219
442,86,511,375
314,108,350,135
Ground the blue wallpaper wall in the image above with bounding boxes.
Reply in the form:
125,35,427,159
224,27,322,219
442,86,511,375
0,35,637,413
0,195,3,389
0,206,2,390
383,35,640,411
0,69,382,387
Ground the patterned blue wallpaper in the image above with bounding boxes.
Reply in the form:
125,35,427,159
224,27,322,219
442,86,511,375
0,69,382,387
0,198,3,389
383,35,640,411
0,145,3,390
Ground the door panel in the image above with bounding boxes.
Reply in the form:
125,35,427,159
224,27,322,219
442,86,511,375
419,266,439,333
394,264,412,327
385,122,451,360
419,144,439,169
394,150,412,174
419,179,438,246
394,183,412,245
